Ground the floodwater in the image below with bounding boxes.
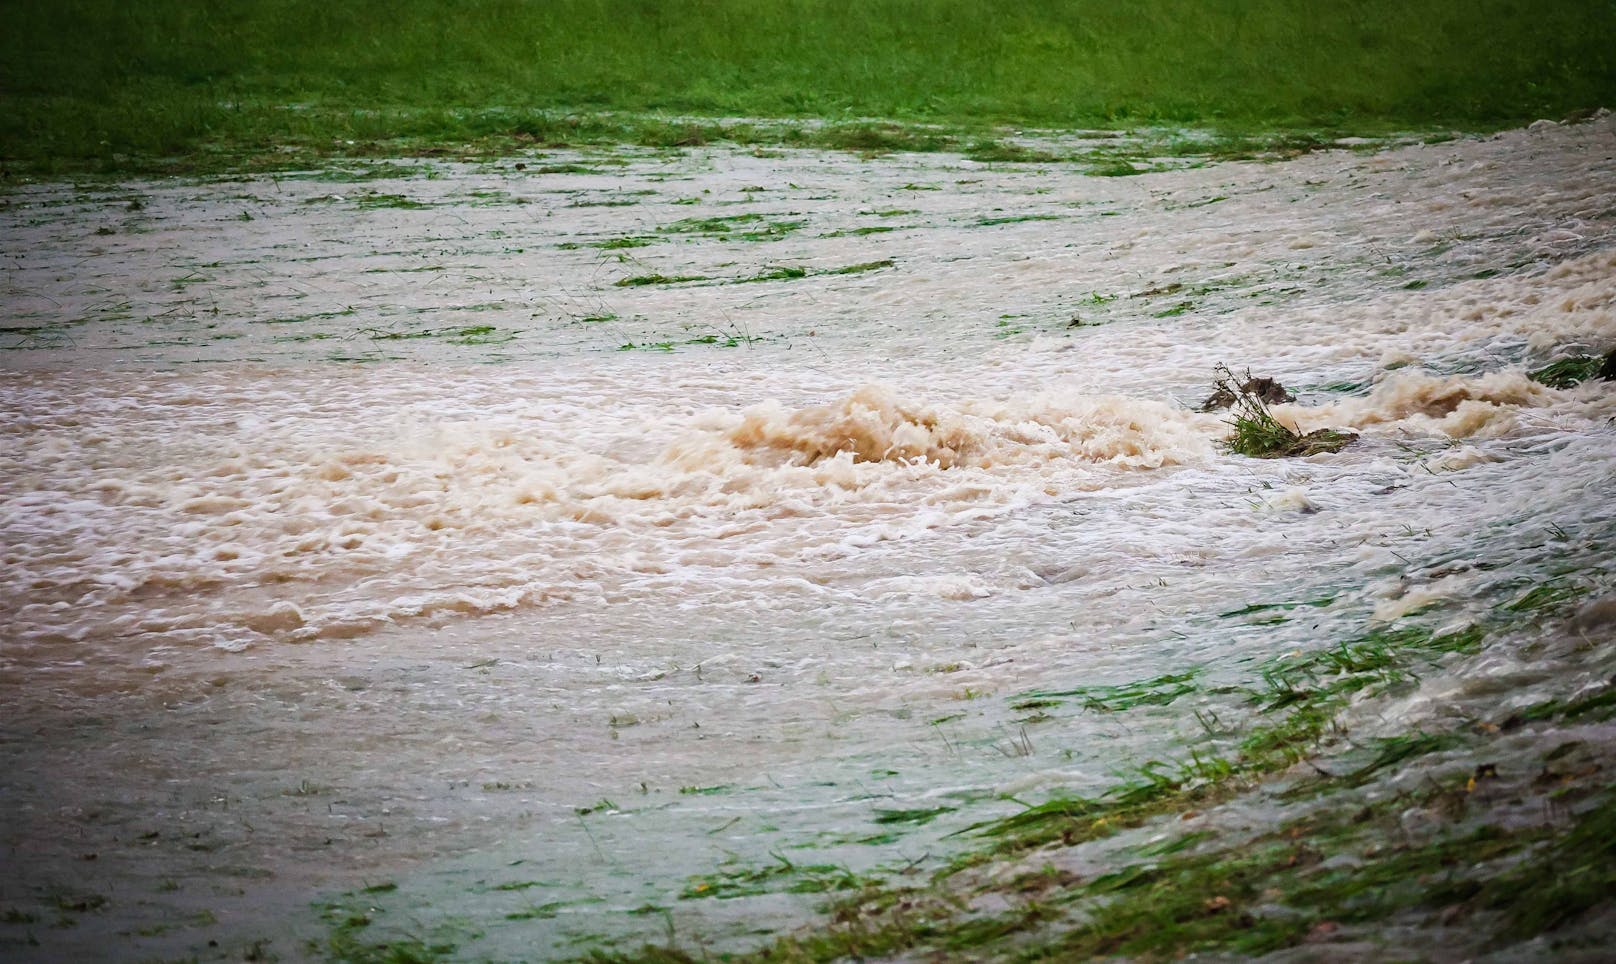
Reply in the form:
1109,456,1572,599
2,117,1614,960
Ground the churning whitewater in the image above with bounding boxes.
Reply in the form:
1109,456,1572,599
1,116,1614,960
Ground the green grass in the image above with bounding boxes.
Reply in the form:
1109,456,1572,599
1220,596,1335,618
591,236,657,250
1012,670,1201,713
1213,366,1357,458
872,806,956,826
614,274,708,288
660,213,805,242
733,259,897,284
1528,352,1613,389
741,266,810,283
680,855,871,901
976,214,1062,227
4,1,1613,172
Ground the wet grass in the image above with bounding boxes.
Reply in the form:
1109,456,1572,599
597,577,1605,962
1226,412,1355,458
1508,680,1616,726
872,807,956,827
819,225,898,239
352,192,431,210
6,2,1613,173
613,274,709,288
659,213,805,242
1506,580,1583,613
360,594,1576,964
963,140,1060,164
1011,670,1201,714
824,259,895,275
1086,159,1147,177
1220,596,1335,618
360,324,518,346
315,894,457,964
335,562,1609,964
975,214,1062,227
1528,351,1613,389
1213,366,1357,458
680,855,873,901
740,266,810,284
735,260,897,284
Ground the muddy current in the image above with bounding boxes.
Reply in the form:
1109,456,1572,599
2,118,1614,960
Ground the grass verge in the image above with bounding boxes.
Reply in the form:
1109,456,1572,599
4,1,1613,173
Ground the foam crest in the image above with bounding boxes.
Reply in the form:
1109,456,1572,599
721,384,1218,470
1288,371,1559,438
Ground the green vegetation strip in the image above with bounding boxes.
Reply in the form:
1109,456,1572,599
681,855,875,901
5,1,1613,173
578,786,1616,962
1012,670,1201,713
614,260,895,290
660,213,805,242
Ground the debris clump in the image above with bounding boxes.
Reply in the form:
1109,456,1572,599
1210,365,1355,458
1200,374,1294,411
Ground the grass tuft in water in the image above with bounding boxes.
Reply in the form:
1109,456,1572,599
872,806,956,826
1013,670,1201,713
614,274,708,288
1214,365,1355,458
963,139,1059,163
1528,351,1614,389
680,854,871,901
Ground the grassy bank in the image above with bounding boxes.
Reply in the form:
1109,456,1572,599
3,0,1613,172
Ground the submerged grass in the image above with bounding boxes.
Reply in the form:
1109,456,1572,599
613,274,708,288
659,213,806,242
714,595,1605,961
315,894,457,964
1528,351,1614,389
350,572,1608,963
584,788,1613,964
680,855,872,901
1011,670,1201,713
4,1,1613,172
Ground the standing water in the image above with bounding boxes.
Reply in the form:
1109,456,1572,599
2,118,1614,960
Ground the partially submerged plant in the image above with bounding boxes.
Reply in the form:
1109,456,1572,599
1528,349,1615,389
1212,364,1355,458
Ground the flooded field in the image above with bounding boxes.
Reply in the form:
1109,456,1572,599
2,117,1615,961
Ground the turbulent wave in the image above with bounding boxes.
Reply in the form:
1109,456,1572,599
0,377,1230,654
4,357,1607,658
721,384,1215,470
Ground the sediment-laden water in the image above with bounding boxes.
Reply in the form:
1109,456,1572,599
2,118,1614,961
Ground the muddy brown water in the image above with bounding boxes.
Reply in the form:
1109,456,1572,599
2,118,1614,960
